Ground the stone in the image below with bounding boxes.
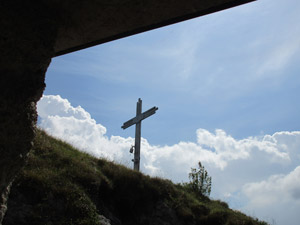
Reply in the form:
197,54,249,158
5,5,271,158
98,215,112,225
0,1,58,223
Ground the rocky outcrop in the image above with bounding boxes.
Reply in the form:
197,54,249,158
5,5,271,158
0,1,58,223
98,215,112,225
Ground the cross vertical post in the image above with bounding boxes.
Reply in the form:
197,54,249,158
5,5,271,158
121,98,158,171
134,98,142,171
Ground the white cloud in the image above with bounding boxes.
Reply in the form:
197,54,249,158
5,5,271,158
37,95,298,174
37,95,293,173
37,94,94,121
196,128,290,165
37,95,300,225
241,166,300,225
243,166,300,206
37,95,132,162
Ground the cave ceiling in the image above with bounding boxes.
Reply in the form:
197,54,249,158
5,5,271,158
53,0,255,56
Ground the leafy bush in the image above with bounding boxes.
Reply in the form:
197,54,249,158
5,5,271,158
186,162,212,197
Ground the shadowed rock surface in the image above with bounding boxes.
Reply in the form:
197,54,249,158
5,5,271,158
0,1,58,223
50,0,255,56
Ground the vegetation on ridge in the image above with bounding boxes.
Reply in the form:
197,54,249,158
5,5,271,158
182,161,212,197
3,129,268,225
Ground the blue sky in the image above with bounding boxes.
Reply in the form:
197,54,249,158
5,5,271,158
39,0,300,224
45,0,300,145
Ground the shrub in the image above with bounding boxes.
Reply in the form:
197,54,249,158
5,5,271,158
186,162,212,197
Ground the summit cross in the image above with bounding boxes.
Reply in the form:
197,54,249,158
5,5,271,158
121,98,158,171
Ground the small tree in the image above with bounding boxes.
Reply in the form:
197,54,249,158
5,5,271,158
187,162,212,197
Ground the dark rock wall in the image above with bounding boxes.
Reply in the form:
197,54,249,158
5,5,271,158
0,1,58,223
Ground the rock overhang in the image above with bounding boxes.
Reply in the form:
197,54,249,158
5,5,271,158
53,0,256,57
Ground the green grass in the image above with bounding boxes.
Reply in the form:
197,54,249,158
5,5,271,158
3,129,268,225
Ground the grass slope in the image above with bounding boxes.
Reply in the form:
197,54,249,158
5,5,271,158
3,130,268,225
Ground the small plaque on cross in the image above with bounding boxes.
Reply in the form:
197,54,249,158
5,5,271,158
121,98,158,171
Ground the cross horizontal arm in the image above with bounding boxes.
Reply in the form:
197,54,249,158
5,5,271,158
141,106,158,121
121,106,158,130
122,117,137,129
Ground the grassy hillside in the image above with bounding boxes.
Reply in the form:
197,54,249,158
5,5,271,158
3,129,268,225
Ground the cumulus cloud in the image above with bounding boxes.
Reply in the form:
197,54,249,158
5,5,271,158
37,95,133,162
241,166,300,225
243,166,300,206
196,128,290,165
37,95,298,178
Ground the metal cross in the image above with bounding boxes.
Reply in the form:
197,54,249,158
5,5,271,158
121,98,158,171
